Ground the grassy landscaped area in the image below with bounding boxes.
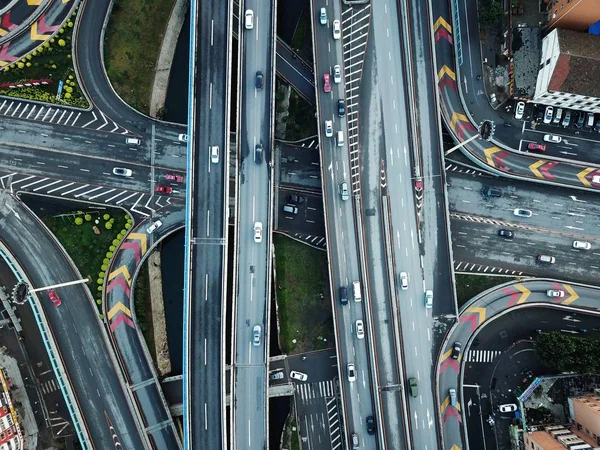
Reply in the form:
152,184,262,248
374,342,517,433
43,210,131,313
104,0,177,115
0,10,88,107
456,274,516,307
281,409,300,450
274,234,333,354
275,79,317,141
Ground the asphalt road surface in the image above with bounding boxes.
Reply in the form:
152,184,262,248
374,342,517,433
232,0,275,447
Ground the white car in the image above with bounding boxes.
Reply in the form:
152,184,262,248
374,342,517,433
499,403,518,413
319,7,327,25
573,240,591,250
513,208,532,218
210,145,219,164
178,134,188,142
146,220,163,234
355,320,364,339
347,363,356,382
543,106,553,124
400,272,408,290
254,222,263,243
592,175,600,184
546,289,565,298
325,120,333,138
332,19,341,39
112,167,132,177
253,325,261,346
543,134,561,143
333,65,341,83
290,371,308,382
425,290,433,308
514,101,525,120
244,9,254,29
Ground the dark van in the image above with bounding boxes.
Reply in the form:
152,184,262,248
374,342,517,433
339,286,348,305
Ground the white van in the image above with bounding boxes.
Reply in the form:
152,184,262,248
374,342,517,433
126,137,141,146
336,130,344,147
352,281,361,302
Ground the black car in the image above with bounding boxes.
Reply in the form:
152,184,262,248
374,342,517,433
255,71,263,90
481,187,502,198
534,108,544,123
254,143,263,164
337,99,345,117
366,416,375,435
498,229,514,238
287,194,304,204
339,286,348,305
452,342,461,359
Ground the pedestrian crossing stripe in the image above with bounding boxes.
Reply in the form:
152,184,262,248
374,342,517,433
297,380,335,402
40,379,58,395
464,350,502,363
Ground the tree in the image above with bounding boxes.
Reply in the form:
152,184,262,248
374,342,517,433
74,217,83,225
479,0,506,27
535,331,600,374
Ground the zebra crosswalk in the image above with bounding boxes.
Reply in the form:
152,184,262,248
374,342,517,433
464,350,502,363
40,379,59,395
296,380,336,403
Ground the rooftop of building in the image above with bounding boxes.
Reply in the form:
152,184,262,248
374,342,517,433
548,29,600,98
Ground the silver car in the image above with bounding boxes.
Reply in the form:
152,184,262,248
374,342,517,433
253,325,261,346
340,182,349,201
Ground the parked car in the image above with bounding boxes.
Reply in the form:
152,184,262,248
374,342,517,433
332,19,341,39
333,65,342,83
595,120,600,132
325,120,333,138
254,222,263,243
543,134,561,143
527,142,546,152
513,208,532,217
498,229,514,238
452,342,461,359
319,7,327,25
282,204,298,214
586,112,595,128
290,371,308,381
269,371,284,381
499,403,518,413
154,185,173,194
48,290,62,307
323,73,331,93
543,106,553,124
164,173,183,182
562,110,571,127
337,99,346,117
287,194,304,204
355,320,365,339
546,289,565,298
146,220,162,234
552,108,563,124
113,167,132,177
537,254,556,264
575,111,585,128
514,102,525,120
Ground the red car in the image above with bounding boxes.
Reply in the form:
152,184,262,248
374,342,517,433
164,173,184,183
323,73,331,93
48,290,61,307
154,185,173,194
527,143,546,152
